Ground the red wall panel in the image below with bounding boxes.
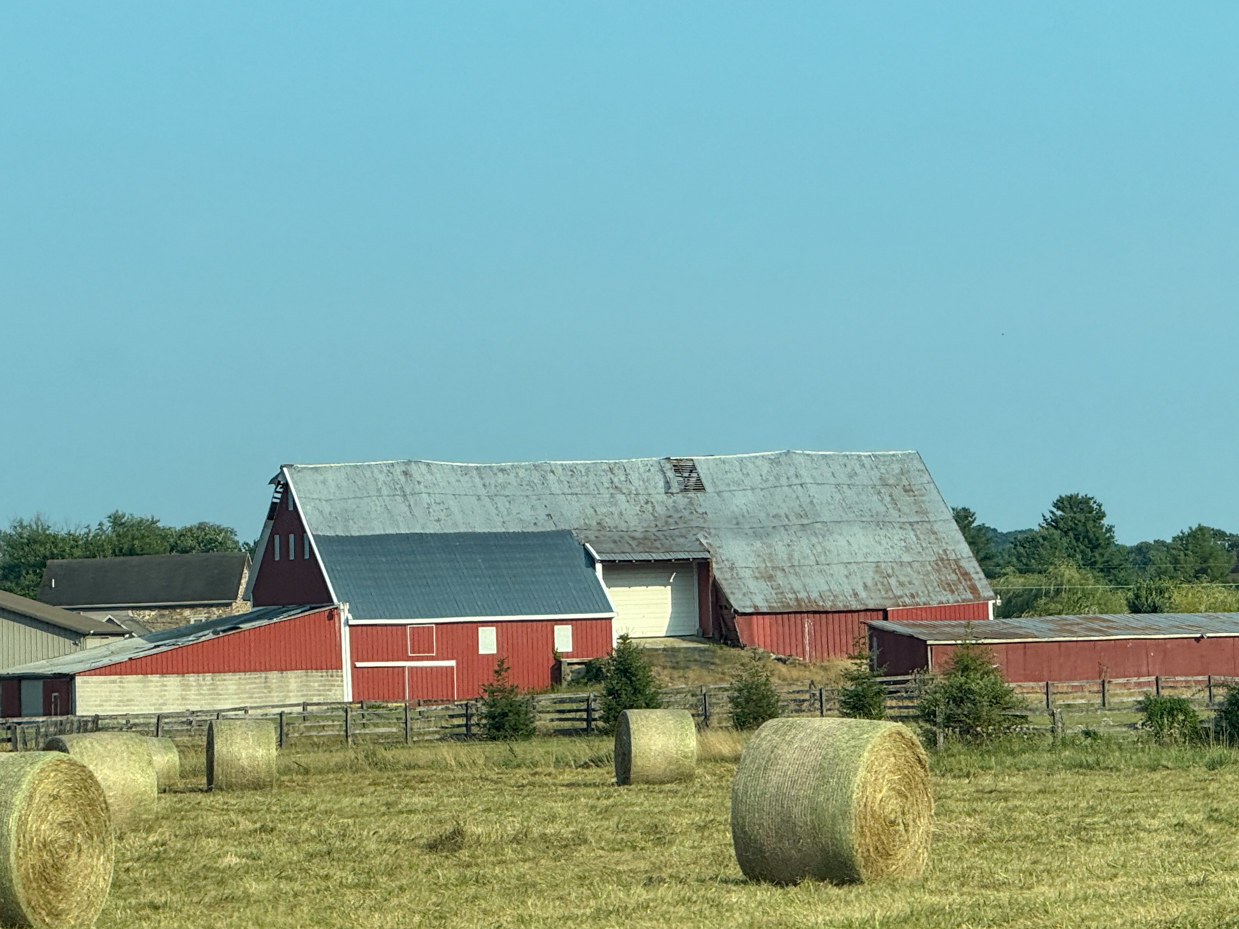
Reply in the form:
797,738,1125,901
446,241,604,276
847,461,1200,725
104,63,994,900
869,629,930,675
1,680,19,718
735,612,884,662
349,617,613,700
887,602,992,622
43,679,70,716
353,666,405,702
80,608,342,676
251,495,334,607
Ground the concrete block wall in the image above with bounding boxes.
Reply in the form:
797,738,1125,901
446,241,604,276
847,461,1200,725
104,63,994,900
74,670,345,715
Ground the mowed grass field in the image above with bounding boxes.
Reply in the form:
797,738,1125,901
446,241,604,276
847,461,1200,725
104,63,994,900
99,732,1239,929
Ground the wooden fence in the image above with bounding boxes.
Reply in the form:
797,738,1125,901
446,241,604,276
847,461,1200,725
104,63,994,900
4,673,1233,751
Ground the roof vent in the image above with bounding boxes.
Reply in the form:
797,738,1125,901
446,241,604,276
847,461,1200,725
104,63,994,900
666,458,705,493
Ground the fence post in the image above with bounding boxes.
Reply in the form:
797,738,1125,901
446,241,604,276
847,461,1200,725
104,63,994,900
464,702,473,738
585,694,593,735
1154,675,1161,697
404,702,410,744
344,704,352,745
701,691,710,728
7,725,13,752
278,711,286,748
155,714,163,738
1100,679,1107,709
1052,708,1065,742
935,703,945,751
818,687,825,717
1208,676,1214,707
92,715,99,732
1045,681,1052,710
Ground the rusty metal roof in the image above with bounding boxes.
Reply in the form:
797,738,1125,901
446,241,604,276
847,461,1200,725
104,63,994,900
869,613,1239,643
280,450,992,615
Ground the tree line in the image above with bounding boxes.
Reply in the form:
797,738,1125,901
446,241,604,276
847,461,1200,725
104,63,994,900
0,513,245,600
952,494,1239,616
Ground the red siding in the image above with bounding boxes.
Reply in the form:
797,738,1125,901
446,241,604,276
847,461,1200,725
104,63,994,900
1,680,19,718
697,563,713,639
251,496,333,607
887,602,992,622
349,617,613,700
79,608,341,676
931,636,1239,681
735,612,884,662
869,628,931,675
43,679,70,716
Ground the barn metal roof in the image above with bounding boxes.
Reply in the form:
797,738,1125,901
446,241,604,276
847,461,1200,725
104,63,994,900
39,552,249,609
314,531,615,621
0,589,128,638
281,450,992,614
0,605,327,678
868,613,1239,644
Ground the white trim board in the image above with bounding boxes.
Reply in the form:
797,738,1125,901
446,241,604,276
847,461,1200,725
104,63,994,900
347,612,615,625
355,660,456,668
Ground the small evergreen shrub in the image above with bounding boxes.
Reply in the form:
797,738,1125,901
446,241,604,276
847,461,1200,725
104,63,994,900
728,652,782,730
916,639,1026,742
838,644,887,720
598,635,662,733
1137,694,1202,744
1215,686,1239,744
479,658,536,741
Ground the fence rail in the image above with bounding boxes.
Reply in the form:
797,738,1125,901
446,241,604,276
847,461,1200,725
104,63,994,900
4,673,1234,751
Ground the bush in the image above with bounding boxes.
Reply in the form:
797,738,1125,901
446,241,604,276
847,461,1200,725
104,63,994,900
598,635,662,732
838,645,887,720
1136,694,1202,744
728,652,782,730
916,639,1026,742
478,658,536,741
1215,686,1239,744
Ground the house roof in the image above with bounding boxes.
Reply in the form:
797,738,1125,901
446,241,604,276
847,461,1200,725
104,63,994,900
315,531,615,621
38,552,249,609
280,450,992,614
0,589,128,638
0,604,327,678
868,613,1239,644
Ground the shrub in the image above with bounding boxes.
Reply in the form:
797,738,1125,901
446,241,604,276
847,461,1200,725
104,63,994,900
728,652,782,730
1215,686,1239,744
598,635,662,732
478,658,536,741
838,644,887,720
1136,694,1202,744
916,638,1026,742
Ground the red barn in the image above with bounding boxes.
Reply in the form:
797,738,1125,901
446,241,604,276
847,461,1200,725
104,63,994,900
868,613,1239,681
247,451,993,686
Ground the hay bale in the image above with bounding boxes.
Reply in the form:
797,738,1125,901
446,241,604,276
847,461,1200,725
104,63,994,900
0,751,113,928
614,709,697,785
144,738,180,791
206,719,277,791
730,717,932,885
43,733,158,830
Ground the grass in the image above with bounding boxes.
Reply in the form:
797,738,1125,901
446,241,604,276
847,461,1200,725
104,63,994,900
642,642,846,687
97,732,1239,928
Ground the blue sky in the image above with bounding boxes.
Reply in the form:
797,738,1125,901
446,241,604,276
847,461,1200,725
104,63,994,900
2,3,1236,545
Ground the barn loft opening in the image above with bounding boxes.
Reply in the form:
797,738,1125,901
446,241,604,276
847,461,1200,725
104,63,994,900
667,458,705,493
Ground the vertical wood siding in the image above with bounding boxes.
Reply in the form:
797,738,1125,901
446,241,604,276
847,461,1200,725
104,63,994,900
734,612,884,662
932,636,1239,680
250,499,333,607
869,628,930,675
349,617,612,700
78,608,341,676
0,612,91,670
887,602,992,622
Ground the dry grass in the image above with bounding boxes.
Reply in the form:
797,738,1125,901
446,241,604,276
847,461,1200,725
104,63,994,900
98,733,1239,928
645,643,846,687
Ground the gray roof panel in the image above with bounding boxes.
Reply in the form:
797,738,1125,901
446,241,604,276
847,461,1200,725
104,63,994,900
284,451,992,614
39,553,249,608
869,613,1239,643
0,589,128,637
315,531,615,620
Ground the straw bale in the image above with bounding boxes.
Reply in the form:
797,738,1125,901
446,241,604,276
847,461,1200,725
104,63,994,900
730,717,932,884
206,719,277,791
43,733,157,831
0,752,113,928
144,738,180,791
614,709,696,785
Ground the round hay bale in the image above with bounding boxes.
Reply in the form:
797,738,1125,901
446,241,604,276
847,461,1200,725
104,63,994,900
614,709,697,785
144,738,180,791
730,717,932,885
43,733,158,831
206,719,277,791
0,751,114,928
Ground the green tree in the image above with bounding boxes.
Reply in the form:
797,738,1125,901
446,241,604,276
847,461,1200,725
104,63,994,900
1136,694,1202,744
1128,578,1176,613
728,652,782,730
478,658,536,740
952,507,999,578
1166,525,1236,583
172,522,242,554
1013,494,1129,581
917,638,1025,741
837,644,887,720
992,563,1127,618
598,635,662,732
0,517,85,598
85,512,174,557
1214,686,1239,745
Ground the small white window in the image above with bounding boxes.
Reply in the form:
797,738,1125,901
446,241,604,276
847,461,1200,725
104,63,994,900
304,535,310,559
554,625,573,654
273,535,280,560
478,627,497,655
288,534,295,560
